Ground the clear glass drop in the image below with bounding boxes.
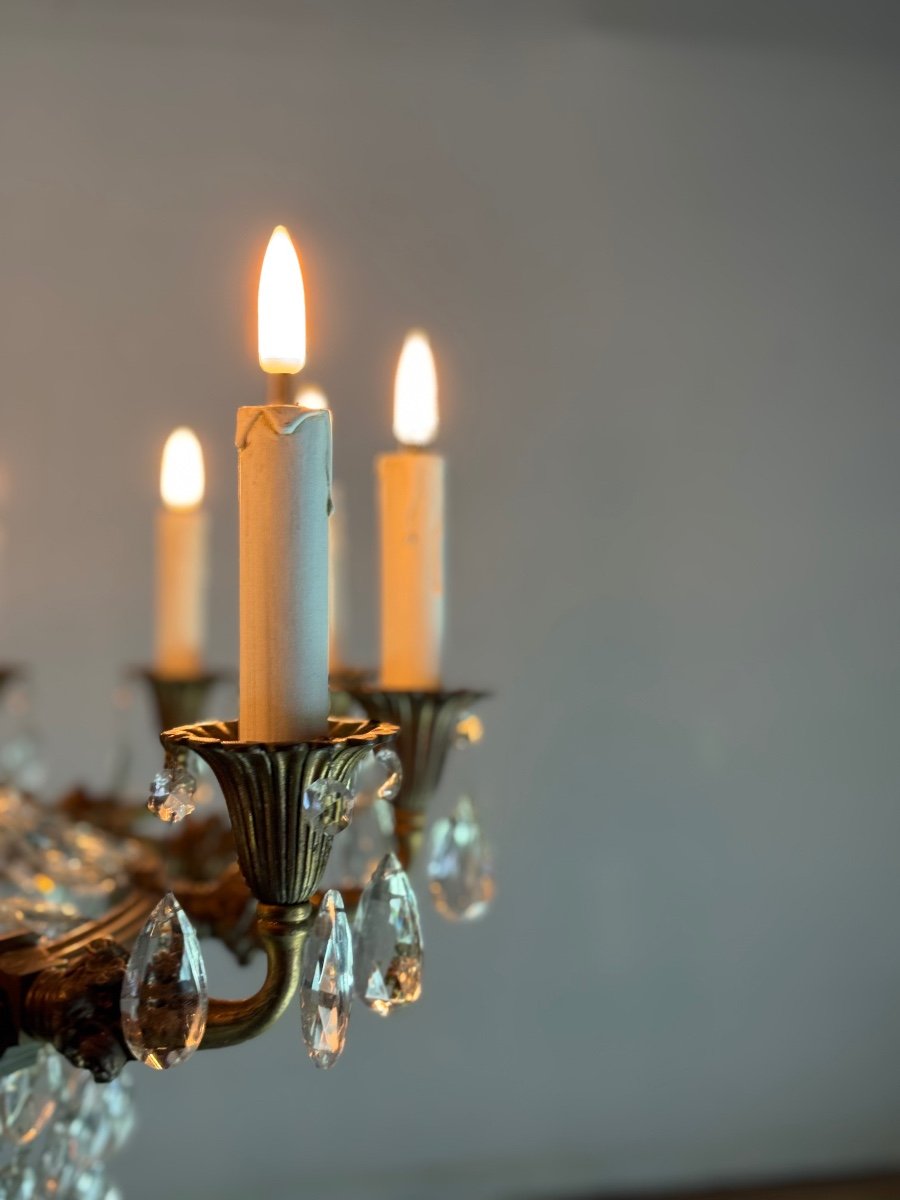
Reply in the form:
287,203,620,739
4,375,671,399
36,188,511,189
147,766,197,824
320,793,394,892
120,893,208,1069
98,1074,136,1155
428,796,494,921
373,748,402,801
0,1159,37,1199
303,778,356,836
1,1047,61,1146
299,890,353,1068
454,712,484,748
57,1073,133,1170
353,747,402,802
353,853,423,1016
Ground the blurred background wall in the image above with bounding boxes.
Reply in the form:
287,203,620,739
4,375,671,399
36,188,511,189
1,1,899,1197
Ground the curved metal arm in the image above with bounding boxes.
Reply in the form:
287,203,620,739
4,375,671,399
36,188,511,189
200,902,310,1051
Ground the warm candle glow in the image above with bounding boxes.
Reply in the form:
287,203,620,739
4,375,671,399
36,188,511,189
295,384,329,410
393,331,438,447
258,225,306,375
161,427,205,511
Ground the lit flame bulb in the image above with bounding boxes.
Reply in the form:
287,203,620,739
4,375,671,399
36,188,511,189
258,225,306,374
393,330,438,447
295,385,329,411
161,428,205,511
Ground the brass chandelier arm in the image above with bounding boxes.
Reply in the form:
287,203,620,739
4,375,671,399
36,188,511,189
200,902,310,1051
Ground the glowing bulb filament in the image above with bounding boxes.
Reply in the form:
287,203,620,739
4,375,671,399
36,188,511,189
258,225,306,374
393,331,438,447
161,428,205,510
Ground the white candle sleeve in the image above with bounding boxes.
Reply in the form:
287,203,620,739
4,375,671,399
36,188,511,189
237,404,331,742
378,450,445,690
155,508,209,678
328,480,348,675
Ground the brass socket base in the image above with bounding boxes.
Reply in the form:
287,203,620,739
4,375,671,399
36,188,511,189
160,718,398,906
346,688,489,814
344,688,489,875
133,668,231,735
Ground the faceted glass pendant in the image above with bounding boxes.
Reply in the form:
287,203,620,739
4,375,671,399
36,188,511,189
353,853,423,1016
1,1161,37,1199
455,711,484,748
303,778,356,836
319,795,395,892
373,748,402,801
1,1047,62,1146
428,796,494,922
147,766,197,824
120,893,208,1069
354,747,403,803
299,889,353,1069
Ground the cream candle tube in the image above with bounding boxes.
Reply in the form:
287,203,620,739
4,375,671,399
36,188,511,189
379,330,444,689
296,385,348,676
328,479,348,675
378,450,444,689
237,404,331,742
155,429,208,678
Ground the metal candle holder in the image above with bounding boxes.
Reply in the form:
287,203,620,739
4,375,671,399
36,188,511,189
158,716,398,1050
133,668,231,738
346,687,489,870
18,715,399,1074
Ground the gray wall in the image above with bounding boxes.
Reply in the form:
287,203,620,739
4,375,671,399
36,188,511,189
1,2,899,1197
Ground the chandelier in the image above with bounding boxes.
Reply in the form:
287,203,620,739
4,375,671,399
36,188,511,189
0,227,493,1197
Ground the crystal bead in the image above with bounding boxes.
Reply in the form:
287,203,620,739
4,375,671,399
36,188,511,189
455,712,484,748
373,748,402,801
147,766,197,824
120,893,208,1069
37,1127,75,1193
353,853,423,1016
0,897,83,942
0,730,48,795
353,747,403,803
1,1048,61,1146
98,1075,135,1155
71,1164,109,1200
303,778,355,836
0,1161,37,1199
428,796,494,921
299,890,353,1069
60,1077,132,1169
319,797,395,891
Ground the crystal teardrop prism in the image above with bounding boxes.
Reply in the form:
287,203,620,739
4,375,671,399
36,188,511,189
1,1047,61,1146
427,796,494,922
303,778,356,836
319,794,395,891
353,853,423,1016
147,766,197,824
454,712,484,748
353,747,403,802
299,890,353,1069
120,893,208,1069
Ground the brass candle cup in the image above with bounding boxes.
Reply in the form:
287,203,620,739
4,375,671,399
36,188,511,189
344,688,489,870
132,667,232,736
159,717,398,907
